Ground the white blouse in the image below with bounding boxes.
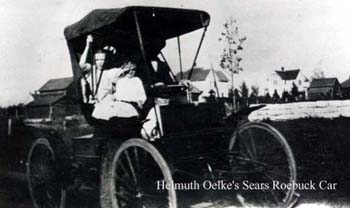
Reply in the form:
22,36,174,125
114,76,146,104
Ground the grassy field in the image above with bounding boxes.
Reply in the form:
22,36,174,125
268,117,350,206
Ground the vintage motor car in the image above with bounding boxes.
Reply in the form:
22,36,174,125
21,6,298,208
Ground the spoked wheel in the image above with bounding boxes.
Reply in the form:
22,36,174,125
27,138,66,208
226,122,296,208
108,138,176,208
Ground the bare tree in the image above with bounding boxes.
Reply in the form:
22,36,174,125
219,17,246,112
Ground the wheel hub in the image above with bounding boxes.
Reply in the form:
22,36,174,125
136,192,143,198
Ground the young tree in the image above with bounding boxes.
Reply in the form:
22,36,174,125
249,85,259,104
233,88,241,110
282,91,291,103
239,82,249,99
251,85,259,97
272,89,280,103
219,17,246,111
265,92,272,103
233,88,241,99
239,81,249,107
228,87,234,99
291,82,299,101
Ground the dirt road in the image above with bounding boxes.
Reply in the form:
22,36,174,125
1,118,350,207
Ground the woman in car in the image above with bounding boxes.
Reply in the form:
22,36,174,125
92,60,147,120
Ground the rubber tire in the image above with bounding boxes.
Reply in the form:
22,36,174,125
100,138,177,208
229,121,296,208
27,138,66,208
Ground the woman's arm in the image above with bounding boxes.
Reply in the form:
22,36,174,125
79,35,93,71
110,65,130,87
136,78,147,108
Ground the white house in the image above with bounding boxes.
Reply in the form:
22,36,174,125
176,67,230,102
263,67,310,98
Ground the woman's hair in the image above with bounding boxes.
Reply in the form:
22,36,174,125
94,49,105,55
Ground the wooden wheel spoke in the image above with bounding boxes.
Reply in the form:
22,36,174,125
235,156,267,166
115,191,137,200
236,133,251,159
46,191,58,205
266,169,291,180
27,138,65,208
247,128,257,159
115,196,129,204
263,173,287,205
265,181,283,206
108,139,176,208
115,178,137,193
133,147,145,190
116,159,129,175
116,158,136,186
115,192,140,208
237,139,254,161
228,123,296,208
124,150,138,185
264,161,289,167
263,172,276,183
34,185,60,207
133,146,139,171
268,188,280,206
262,188,269,204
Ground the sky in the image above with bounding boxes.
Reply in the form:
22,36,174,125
1,0,350,106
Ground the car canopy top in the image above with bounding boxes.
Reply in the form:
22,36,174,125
64,6,210,83
64,6,210,41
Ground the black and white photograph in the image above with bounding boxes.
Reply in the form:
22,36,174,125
1,0,350,207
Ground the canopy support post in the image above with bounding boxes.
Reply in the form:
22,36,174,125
177,36,183,80
188,27,207,80
210,63,220,97
133,10,148,64
89,42,95,99
160,52,177,82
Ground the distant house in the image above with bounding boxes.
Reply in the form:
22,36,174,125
176,67,230,102
26,77,79,121
308,78,341,100
263,67,310,98
341,76,350,99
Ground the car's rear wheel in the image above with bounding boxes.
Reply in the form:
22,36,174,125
27,138,66,208
227,122,296,208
